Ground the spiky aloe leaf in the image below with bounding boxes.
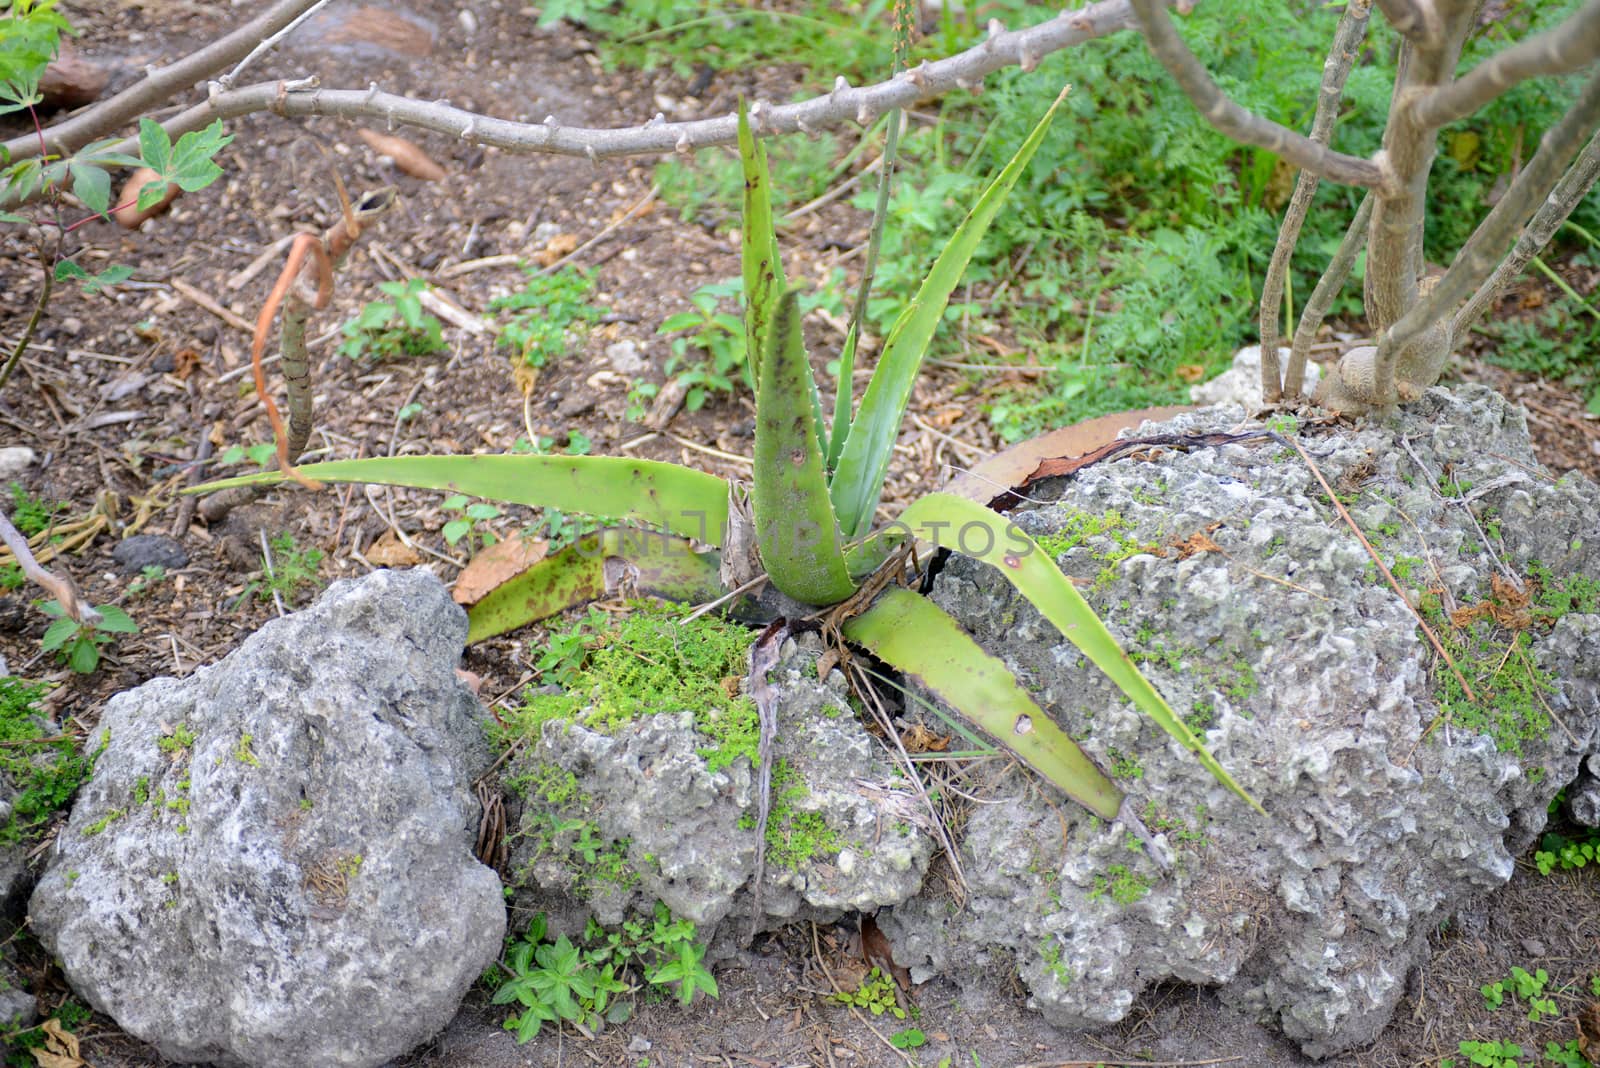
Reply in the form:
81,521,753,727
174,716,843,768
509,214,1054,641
190,455,730,546
830,88,1069,539
894,492,1265,815
844,587,1123,820
466,529,732,642
738,98,828,457
753,288,857,605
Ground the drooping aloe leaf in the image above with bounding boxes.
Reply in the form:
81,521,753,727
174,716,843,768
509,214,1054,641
738,98,828,458
893,492,1266,816
830,88,1069,539
753,288,858,605
191,455,730,546
844,587,1123,820
466,528,733,642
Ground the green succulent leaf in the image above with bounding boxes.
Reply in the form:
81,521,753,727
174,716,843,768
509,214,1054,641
752,288,857,605
844,586,1123,820
893,492,1265,816
830,88,1068,538
465,528,739,642
188,455,731,546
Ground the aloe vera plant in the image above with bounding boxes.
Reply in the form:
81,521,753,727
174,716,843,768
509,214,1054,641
195,94,1263,823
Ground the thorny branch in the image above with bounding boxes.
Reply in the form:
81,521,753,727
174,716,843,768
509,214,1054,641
1258,0,1372,403
1125,0,1389,190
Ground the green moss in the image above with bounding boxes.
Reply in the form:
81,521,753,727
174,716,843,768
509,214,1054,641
1107,748,1143,781
0,675,92,845
157,723,197,754
509,602,759,772
1089,863,1150,906
81,808,126,837
233,733,260,767
513,760,640,896
764,759,840,871
1038,939,1074,986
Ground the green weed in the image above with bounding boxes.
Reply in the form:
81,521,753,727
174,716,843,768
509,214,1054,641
0,676,91,845
489,266,605,371
39,601,138,674
337,278,448,361
830,966,911,1020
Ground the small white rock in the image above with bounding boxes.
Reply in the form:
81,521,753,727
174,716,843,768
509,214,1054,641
457,8,478,34
605,340,648,377
1190,345,1322,409
0,446,37,482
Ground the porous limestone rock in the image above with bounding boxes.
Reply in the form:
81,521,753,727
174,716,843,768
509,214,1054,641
881,386,1599,1058
1191,345,1322,409
30,569,504,1068
506,634,934,945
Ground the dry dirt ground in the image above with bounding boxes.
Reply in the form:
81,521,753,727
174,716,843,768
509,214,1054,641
2,3,1599,1067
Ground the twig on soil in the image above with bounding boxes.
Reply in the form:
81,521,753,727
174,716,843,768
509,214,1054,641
171,278,256,334
258,528,287,618
1395,435,1520,591
1011,1057,1241,1068
808,922,917,1068
532,182,660,279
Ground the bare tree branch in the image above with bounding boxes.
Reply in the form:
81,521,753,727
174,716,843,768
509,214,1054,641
1379,66,1600,392
1372,0,1444,48
1454,128,1600,338
4,0,325,162
5,0,1152,170
1259,0,1372,403
1288,192,1373,399
1125,0,1389,190
1406,0,1600,132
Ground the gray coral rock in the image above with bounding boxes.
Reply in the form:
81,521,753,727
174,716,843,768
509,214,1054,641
880,386,1600,1058
29,569,504,1068
506,635,933,944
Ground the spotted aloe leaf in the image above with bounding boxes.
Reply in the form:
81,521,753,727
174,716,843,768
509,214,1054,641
191,455,730,546
844,586,1124,820
466,529,739,642
891,492,1265,815
752,288,857,605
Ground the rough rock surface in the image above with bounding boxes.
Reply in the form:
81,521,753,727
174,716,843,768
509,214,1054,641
881,386,1600,1058
30,569,504,1068
1190,344,1322,408
506,634,934,947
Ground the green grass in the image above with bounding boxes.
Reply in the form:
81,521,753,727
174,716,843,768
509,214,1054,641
0,676,91,845
605,0,1597,438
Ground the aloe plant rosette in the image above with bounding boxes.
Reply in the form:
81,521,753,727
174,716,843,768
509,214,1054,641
195,91,1264,822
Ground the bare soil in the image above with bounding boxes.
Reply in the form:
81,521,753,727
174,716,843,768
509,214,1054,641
2,3,1598,1066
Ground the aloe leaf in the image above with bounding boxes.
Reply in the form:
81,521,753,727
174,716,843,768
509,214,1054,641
893,492,1266,816
752,289,857,605
190,455,730,546
738,99,785,388
738,99,829,458
466,529,733,642
844,587,1123,820
830,89,1068,538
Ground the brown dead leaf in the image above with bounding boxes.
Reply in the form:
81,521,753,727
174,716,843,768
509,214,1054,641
719,676,742,700
452,534,549,606
171,347,202,380
356,129,447,181
533,233,580,267
1578,1000,1600,1059
455,668,484,695
816,647,840,680
944,405,1196,504
929,405,964,429
365,530,421,568
1170,526,1222,560
900,723,951,753
30,1018,84,1068
112,167,180,229
1175,362,1207,383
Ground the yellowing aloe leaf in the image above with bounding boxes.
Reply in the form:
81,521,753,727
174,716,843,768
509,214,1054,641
466,529,733,642
894,492,1265,816
190,455,730,546
830,88,1069,539
844,587,1123,820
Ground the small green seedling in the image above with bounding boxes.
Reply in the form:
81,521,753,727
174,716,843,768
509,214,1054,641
830,967,908,1019
218,442,279,468
490,265,605,370
440,495,501,553
1452,1037,1524,1067
337,278,447,360
127,565,167,598
889,1027,926,1049
39,601,137,673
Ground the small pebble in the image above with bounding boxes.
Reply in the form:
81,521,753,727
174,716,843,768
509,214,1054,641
0,447,36,482
112,534,189,575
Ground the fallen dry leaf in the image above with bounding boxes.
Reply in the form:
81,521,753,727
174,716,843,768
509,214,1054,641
30,1018,84,1068
112,168,180,229
533,233,579,267
357,129,447,181
1175,362,1207,383
452,534,549,605
900,723,951,753
365,529,421,568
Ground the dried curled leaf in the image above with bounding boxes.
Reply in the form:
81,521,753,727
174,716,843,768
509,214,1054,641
112,167,180,229
356,129,447,181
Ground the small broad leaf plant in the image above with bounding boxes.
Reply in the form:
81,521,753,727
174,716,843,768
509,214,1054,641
197,93,1265,829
